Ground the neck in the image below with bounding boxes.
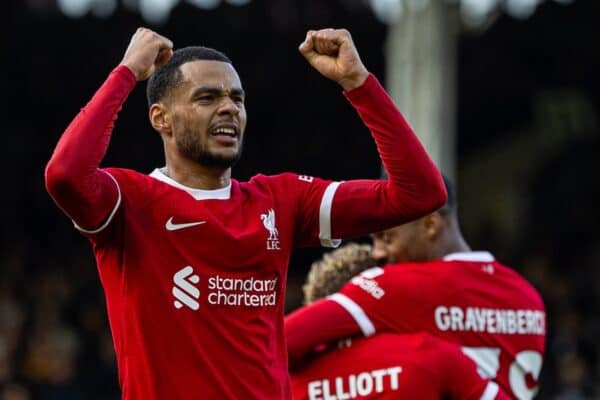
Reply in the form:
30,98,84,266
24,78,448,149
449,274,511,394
444,234,471,255
436,218,471,258
164,158,231,190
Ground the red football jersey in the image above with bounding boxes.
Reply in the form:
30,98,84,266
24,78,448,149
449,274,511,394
85,169,340,399
291,333,507,400
330,252,546,399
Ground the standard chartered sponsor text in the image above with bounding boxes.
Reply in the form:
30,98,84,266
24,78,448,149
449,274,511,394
308,367,402,400
435,306,545,335
207,275,277,307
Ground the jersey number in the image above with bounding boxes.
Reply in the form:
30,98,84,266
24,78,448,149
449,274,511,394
461,347,543,400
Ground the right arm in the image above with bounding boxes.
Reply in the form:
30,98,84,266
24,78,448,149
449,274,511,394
45,28,173,230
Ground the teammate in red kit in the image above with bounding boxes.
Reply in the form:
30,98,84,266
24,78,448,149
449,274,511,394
286,178,546,400
290,244,510,400
44,27,446,399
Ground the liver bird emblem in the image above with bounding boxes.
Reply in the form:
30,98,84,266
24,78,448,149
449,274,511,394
260,209,278,240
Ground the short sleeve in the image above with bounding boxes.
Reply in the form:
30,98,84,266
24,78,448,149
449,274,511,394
264,173,342,248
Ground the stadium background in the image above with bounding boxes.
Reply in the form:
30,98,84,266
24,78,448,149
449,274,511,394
2,0,599,398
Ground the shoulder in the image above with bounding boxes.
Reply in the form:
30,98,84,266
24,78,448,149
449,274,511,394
104,167,155,186
493,260,545,306
246,172,323,187
376,262,442,282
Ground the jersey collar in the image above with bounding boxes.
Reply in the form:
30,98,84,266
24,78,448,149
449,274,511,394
443,251,495,262
149,168,231,200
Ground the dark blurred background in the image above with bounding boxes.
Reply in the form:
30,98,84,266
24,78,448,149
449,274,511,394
1,0,599,399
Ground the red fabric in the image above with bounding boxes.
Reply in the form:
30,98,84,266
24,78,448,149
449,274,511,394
291,333,509,400
286,256,546,399
332,75,447,238
45,66,136,230
285,298,360,369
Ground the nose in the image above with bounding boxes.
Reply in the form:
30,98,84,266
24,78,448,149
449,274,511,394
371,240,388,266
217,96,240,116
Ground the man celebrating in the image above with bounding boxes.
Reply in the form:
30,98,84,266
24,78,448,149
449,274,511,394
286,178,546,399
45,28,446,399
290,244,509,400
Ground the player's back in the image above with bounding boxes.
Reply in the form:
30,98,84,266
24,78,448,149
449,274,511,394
290,332,505,400
337,252,546,399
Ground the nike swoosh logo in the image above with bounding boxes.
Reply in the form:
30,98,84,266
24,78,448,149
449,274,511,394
165,217,206,231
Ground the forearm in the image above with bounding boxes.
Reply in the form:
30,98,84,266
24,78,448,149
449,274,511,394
45,66,136,229
339,75,447,228
285,299,360,370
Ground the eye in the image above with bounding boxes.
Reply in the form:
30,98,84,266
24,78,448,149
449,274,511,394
196,95,214,103
232,96,245,105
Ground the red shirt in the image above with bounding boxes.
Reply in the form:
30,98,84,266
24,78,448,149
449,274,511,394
286,252,546,399
291,333,509,400
45,66,446,399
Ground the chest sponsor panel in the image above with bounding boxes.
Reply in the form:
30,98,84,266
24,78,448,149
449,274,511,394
172,266,282,311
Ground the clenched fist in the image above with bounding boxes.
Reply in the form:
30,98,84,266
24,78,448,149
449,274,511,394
120,28,174,81
299,28,369,91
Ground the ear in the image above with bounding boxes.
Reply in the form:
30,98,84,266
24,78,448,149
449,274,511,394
422,212,444,240
149,103,172,136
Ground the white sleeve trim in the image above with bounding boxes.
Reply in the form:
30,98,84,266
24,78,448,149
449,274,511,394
319,181,342,248
73,171,122,234
328,293,376,337
479,381,499,400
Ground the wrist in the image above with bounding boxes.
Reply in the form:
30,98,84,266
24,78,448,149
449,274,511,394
119,62,141,81
339,70,369,91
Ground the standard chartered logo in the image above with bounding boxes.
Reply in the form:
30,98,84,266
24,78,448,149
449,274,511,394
171,268,279,310
173,266,200,310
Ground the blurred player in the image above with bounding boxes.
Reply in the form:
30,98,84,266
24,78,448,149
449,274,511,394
290,243,510,400
286,177,546,399
44,28,446,399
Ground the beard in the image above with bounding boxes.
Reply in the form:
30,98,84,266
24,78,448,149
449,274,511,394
176,128,243,169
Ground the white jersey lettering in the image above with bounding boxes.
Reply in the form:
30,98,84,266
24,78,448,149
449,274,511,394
434,306,546,335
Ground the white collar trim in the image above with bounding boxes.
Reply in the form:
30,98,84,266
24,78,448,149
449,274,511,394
443,251,495,262
149,168,231,200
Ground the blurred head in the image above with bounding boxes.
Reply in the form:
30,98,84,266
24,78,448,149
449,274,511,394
371,175,466,265
303,243,376,304
147,47,247,170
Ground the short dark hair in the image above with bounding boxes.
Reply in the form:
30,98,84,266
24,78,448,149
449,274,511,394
146,46,232,106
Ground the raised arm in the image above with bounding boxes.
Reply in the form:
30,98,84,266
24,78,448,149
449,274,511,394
299,29,447,239
45,28,173,231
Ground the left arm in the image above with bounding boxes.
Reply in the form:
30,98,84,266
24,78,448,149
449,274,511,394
285,298,362,370
299,29,446,240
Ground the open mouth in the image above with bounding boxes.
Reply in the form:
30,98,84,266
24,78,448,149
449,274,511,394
209,124,239,145
211,127,238,137
210,124,239,138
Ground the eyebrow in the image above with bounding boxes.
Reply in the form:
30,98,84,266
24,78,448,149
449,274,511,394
190,86,245,98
